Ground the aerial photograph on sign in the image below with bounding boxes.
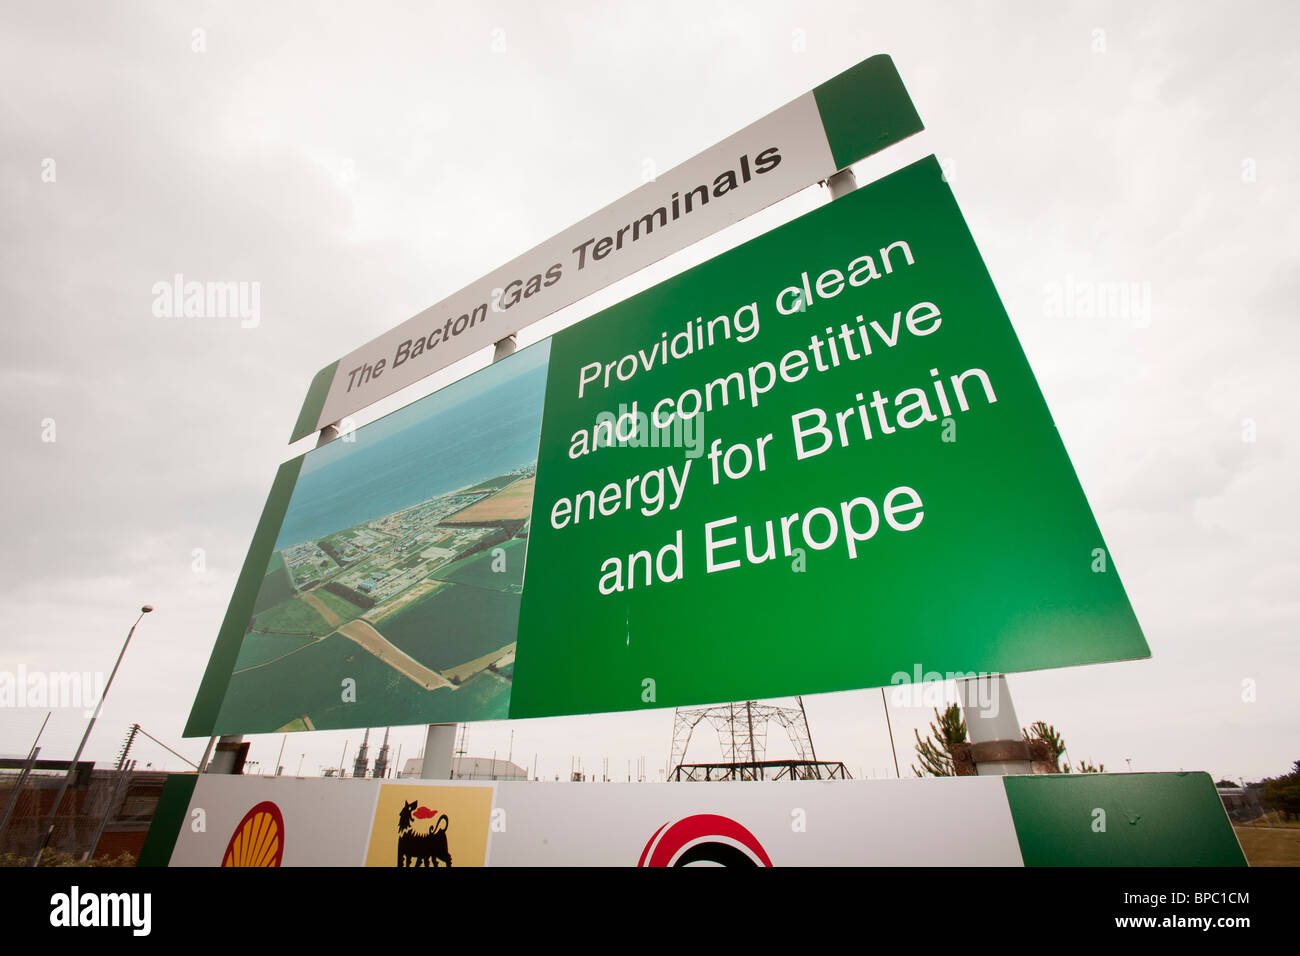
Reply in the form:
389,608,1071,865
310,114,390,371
213,341,551,733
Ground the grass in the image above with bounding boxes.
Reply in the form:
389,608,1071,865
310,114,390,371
312,587,366,623
252,596,329,635
234,630,318,670
1233,825,1300,867
436,536,527,593
377,583,520,671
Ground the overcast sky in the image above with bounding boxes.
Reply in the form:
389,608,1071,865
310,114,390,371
0,1,1295,784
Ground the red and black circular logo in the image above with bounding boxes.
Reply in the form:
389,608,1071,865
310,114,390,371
637,813,773,867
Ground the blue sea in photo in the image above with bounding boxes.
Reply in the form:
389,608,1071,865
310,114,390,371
274,339,551,549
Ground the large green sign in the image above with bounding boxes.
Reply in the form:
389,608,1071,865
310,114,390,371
510,154,1147,718
187,155,1147,736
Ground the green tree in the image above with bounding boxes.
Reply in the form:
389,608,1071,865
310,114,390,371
1018,720,1107,773
1260,760,1300,821
1023,720,1065,769
912,703,967,777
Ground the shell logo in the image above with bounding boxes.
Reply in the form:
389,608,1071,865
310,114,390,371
221,801,285,867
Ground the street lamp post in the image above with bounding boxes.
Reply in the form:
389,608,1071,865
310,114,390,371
29,605,152,866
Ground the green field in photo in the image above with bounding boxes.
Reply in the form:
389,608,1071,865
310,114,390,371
234,630,317,670
436,536,527,593
378,583,519,672
252,596,329,636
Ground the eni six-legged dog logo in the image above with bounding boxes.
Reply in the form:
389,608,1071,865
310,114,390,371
396,799,452,867
365,784,492,867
